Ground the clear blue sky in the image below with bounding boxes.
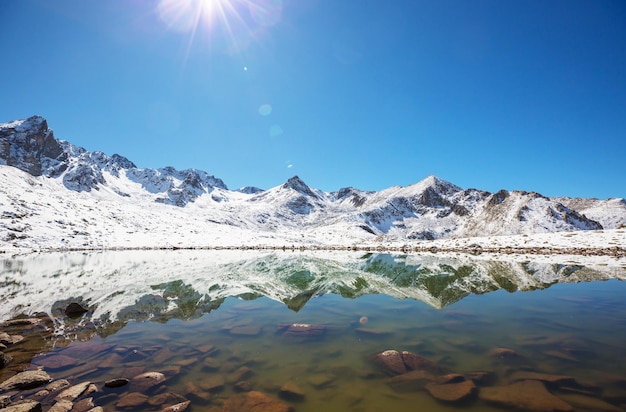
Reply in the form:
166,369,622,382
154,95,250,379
1,0,625,199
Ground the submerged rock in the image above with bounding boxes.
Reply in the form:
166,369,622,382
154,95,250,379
222,391,293,412
117,392,149,408
373,350,440,376
104,378,129,388
279,381,305,400
130,371,166,392
276,324,325,337
479,380,573,411
425,380,476,402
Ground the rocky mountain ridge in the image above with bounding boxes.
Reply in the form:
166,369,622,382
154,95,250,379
1,116,625,249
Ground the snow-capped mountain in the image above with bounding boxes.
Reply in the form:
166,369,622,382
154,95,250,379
1,116,624,250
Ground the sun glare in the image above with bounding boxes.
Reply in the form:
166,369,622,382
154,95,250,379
156,0,283,54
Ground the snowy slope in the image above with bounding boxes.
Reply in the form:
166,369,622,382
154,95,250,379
1,116,624,252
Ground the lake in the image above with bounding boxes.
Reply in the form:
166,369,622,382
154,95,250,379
1,250,625,411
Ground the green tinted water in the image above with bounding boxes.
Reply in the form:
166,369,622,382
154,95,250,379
34,281,626,411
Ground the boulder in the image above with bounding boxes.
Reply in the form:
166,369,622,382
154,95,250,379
130,371,166,392
374,350,407,375
373,350,440,376
0,400,42,412
117,392,149,408
479,380,573,411
48,399,73,412
0,370,52,392
55,381,91,401
222,391,293,412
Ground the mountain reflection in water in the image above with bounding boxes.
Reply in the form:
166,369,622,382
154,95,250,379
1,250,624,333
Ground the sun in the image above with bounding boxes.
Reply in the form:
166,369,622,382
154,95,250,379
156,0,283,54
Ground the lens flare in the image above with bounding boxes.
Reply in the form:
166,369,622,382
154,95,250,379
156,0,283,55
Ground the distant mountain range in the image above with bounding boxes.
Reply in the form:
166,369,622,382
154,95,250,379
1,116,624,250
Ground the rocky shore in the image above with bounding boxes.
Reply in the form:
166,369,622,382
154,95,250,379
2,311,626,412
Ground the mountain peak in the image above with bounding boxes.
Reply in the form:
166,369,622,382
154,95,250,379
282,176,318,198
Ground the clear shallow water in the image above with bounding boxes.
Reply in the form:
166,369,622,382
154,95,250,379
1,251,625,411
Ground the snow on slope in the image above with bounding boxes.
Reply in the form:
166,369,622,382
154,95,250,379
1,116,625,252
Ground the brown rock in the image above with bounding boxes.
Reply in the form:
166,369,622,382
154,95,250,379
72,397,95,412
510,371,577,386
104,378,129,388
45,379,71,393
0,370,52,391
374,350,407,375
436,373,465,384
228,366,252,383
1,400,43,412
558,393,622,412
130,371,166,392
48,400,73,412
425,380,476,402
222,391,293,412
117,392,149,408
401,351,439,372
161,400,191,412
387,370,435,391
279,381,305,400
479,380,573,411
55,381,91,401
183,382,211,402
148,392,188,407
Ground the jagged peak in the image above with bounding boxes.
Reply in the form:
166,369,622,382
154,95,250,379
281,175,318,198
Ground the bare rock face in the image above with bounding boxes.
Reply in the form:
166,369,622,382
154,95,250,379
0,116,67,177
479,380,573,411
